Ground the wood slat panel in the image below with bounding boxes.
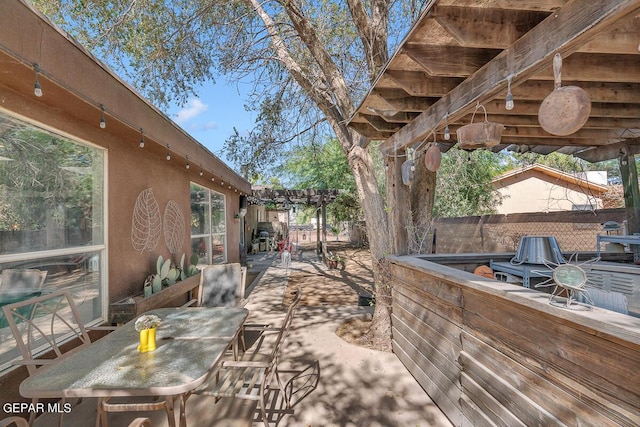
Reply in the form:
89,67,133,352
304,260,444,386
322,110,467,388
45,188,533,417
390,263,464,309
458,394,499,427
459,372,527,427
461,332,622,427
393,285,463,339
392,340,465,427
463,293,640,424
461,354,568,427
392,323,461,407
392,311,459,385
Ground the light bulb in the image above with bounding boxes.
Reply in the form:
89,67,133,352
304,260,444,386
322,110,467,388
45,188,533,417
33,64,43,97
139,139,145,148
34,79,42,97
166,153,171,161
199,170,203,176
444,125,450,140
186,163,190,170
505,91,514,110
505,75,515,110
99,105,106,128
211,177,215,182
221,181,224,186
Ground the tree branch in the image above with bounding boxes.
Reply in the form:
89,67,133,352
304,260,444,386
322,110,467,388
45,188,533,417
283,0,355,118
346,0,389,81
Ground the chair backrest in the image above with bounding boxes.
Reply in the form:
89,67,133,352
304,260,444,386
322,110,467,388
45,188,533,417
269,289,302,361
198,263,245,307
1,289,92,375
0,416,29,427
0,269,47,294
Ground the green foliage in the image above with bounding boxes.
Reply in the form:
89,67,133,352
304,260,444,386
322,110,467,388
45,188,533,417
279,138,362,224
434,149,509,218
0,116,99,233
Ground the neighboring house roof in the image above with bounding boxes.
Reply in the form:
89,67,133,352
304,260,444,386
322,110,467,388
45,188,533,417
492,163,608,195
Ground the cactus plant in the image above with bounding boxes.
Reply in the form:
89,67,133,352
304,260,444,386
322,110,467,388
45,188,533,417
143,253,199,296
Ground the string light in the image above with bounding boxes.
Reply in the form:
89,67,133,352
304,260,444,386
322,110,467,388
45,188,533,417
139,128,145,148
33,64,42,97
211,176,215,182
99,104,106,128
186,163,190,170
166,144,171,160
221,181,224,186
199,169,203,176
505,75,514,110
444,112,450,140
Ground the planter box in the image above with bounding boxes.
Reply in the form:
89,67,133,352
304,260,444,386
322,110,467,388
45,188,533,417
109,273,201,324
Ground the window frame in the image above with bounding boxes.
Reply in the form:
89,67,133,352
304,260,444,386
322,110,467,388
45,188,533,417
190,183,227,265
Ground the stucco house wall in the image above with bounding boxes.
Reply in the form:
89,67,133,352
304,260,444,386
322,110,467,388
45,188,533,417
493,164,608,215
0,1,251,306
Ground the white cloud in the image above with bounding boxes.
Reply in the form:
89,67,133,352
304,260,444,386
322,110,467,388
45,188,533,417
175,99,208,124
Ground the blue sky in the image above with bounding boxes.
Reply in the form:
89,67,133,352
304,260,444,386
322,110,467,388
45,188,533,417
166,79,255,167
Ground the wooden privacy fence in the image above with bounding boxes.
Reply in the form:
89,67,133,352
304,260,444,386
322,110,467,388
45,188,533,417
388,255,640,427
433,208,627,254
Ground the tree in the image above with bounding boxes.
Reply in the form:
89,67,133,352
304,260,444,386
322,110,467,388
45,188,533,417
434,148,509,218
34,0,427,349
280,138,363,226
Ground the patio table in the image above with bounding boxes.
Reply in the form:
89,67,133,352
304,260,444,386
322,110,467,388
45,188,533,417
19,306,248,427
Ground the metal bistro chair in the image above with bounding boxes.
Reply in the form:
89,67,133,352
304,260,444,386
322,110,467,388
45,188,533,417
2,290,92,426
0,417,29,427
188,289,302,427
2,290,165,427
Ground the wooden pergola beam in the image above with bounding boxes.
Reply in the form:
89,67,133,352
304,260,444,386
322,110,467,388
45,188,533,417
380,0,640,154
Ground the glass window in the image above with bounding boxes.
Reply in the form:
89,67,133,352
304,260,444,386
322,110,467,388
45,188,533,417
190,183,226,265
0,110,106,372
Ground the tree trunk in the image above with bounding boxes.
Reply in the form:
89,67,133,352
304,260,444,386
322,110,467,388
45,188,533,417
346,139,393,351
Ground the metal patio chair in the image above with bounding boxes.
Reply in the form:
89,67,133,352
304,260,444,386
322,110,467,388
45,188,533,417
2,290,166,427
0,417,29,427
188,289,302,427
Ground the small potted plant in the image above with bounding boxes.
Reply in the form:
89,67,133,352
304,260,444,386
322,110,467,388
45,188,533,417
135,314,161,353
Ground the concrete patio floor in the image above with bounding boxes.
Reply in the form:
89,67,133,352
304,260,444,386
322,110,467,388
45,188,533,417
33,247,453,427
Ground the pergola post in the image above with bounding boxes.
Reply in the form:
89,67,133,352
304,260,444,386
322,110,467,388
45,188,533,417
386,148,410,255
619,150,640,234
321,200,327,262
316,207,321,254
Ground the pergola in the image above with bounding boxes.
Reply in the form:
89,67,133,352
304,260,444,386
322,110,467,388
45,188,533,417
249,187,342,255
347,0,640,228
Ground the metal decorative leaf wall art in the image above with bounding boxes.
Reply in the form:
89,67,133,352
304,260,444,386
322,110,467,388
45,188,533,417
164,200,185,254
131,188,162,253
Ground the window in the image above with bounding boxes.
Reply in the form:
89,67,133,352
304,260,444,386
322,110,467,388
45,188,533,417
190,183,226,265
0,110,106,371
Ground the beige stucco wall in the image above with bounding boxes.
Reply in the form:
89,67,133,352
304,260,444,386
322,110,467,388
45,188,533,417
495,175,603,214
0,1,250,305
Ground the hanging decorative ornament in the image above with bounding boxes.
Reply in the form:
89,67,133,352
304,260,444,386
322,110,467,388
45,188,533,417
538,53,591,136
401,159,414,186
424,144,442,172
